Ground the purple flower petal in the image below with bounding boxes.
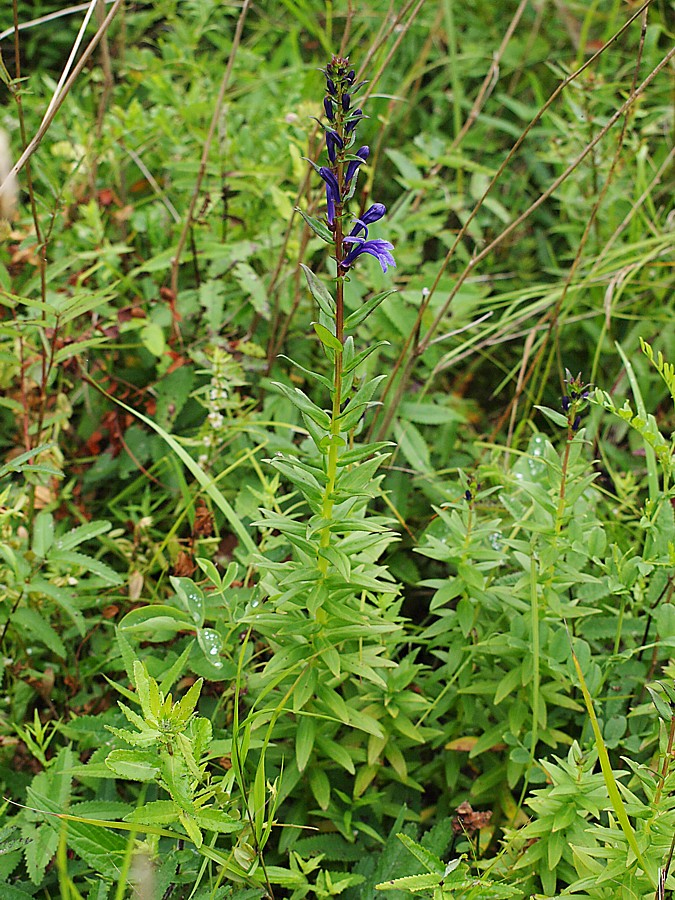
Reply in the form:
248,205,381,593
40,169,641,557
341,237,396,273
345,108,363,134
319,166,340,224
349,203,387,239
325,130,343,164
344,146,370,187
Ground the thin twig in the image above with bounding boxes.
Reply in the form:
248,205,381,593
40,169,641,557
0,0,124,194
0,0,115,42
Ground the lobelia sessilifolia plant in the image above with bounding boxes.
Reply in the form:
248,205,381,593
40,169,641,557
243,56,429,821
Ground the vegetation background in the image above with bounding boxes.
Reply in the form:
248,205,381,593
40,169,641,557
0,0,673,897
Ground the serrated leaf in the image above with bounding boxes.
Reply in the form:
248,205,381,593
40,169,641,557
12,607,66,657
125,800,180,825
396,832,446,875
194,807,242,834
106,750,160,781
375,872,441,891
48,549,122,584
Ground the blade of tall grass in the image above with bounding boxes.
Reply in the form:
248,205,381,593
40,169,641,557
82,374,257,557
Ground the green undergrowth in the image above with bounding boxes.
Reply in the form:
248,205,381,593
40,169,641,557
0,0,674,897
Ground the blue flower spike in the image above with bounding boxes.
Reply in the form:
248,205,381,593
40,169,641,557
314,55,395,273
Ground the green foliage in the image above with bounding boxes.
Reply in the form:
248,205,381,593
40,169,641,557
0,0,673,897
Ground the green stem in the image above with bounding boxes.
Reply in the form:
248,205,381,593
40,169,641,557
318,245,344,574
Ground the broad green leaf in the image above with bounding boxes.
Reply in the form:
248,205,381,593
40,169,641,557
195,556,223,589
25,579,85,634
32,511,54,558
161,751,195,811
394,420,431,473
197,627,223,667
106,750,159,781
118,605,192,637
140,321,165,357
170,576,205,627
194,807,242,834
125,800,179,825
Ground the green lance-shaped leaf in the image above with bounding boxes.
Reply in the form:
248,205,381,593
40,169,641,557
300,263,335,317
344,290,396,331
296,207,334,243
277,354,333,392
343,340,390,375
313,321,343,353
272,381,331,429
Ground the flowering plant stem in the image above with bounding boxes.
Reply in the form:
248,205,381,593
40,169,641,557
319,214,345,573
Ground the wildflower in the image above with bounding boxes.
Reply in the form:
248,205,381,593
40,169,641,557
325,130,343,164
341,236,396,273
319,166,340,224
323,97,335,121
345,108,363,133
348,202,386,239
345,146,369,187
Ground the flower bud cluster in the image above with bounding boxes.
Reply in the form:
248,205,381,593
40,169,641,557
562,369,592,432
315,55,395,274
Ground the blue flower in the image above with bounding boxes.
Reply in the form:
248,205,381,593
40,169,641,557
341,236,396,273
319,166,340,224
349,202,386,239
323,97,335,121
345,146,369,187
325,130,343,164
345,108,363,133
